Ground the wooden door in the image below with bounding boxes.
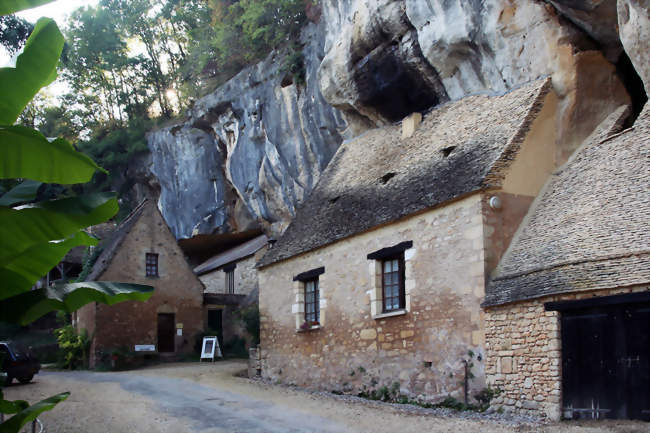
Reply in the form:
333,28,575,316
561,302,650,420
157,313,175,353
207,309,223,348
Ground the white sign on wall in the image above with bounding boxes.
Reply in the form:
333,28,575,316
134,345,156,352
200,336,222,362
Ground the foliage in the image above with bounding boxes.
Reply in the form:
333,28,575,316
0,1,154,430
223,336,248,358
54,316,91,370
0,14,32,55
76,245,104,283
280,43,305,86
238,305,260,345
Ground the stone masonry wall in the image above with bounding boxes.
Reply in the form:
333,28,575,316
259,194,488,401
90,204,204,365
200,254,259,296
485,285,650,420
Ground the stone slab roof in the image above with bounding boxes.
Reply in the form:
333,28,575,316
258,79,552,268
85,200,148,281
194,234,268,275
484,105,650,307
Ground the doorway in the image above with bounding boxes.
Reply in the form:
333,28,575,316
207,309,223,349
559,300,650,420
157,313,175,353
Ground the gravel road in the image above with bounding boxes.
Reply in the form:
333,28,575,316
3,361,648,433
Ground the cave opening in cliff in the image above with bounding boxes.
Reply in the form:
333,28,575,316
353,43,443,123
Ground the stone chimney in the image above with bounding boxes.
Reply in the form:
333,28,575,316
402,112,422,139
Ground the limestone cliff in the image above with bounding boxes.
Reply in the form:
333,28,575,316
147,0,645,240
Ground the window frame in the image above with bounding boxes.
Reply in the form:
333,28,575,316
381,254,405,313
145,252,159,278
225,269,235,294
303,278,320,325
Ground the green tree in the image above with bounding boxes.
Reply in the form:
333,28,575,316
0,1,154,431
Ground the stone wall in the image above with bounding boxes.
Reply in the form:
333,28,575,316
200,255,258,296
259,194,489,401
83,204,205,366
484,285,650,420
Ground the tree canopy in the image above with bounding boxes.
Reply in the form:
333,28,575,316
3,0,311,214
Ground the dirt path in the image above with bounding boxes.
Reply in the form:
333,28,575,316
3,361,648,433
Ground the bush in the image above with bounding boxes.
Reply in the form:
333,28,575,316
238,305,260,345
223,336,248,358
54,315,91,370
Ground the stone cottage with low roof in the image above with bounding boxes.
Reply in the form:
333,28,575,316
194,234,268,348
483,105,650,421
256,78,580,401
75,200,205,367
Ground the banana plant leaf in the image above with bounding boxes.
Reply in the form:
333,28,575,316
0,0,55,15
0,231,98,300
0,282,154,325
0,126,104,183
0,392,68,433
0,17,63,125
0,180,41,207
0,193,117,266
0,391,28,415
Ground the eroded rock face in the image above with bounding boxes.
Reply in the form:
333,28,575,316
148,0,636,239
547,0,622,61
319,0,630,157
618,0,650,95
147,22,346,239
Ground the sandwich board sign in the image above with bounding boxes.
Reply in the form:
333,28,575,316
200,336,222,362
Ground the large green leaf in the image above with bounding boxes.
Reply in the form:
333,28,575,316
0,0,55,15
0,282,154,325
0,391,28,415
0,192,117,266
0,18,63,125
0,126,104,183
0,231,98,300
0,180,41,206
0,392,68,433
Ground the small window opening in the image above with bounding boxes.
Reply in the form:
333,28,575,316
441,146,456,158
146,253,159,277
424,361,433,368
225,270,235,294
380,172,397,184
382,255,405,312
304,279,320,325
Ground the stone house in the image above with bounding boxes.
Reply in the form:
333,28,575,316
256,78,575,401
194,234,268,348
75,200,205,367
483,106,650,421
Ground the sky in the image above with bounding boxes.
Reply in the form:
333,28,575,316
17,0,99,24
0,0,99,66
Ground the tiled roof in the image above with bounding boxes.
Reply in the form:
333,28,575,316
484,105,649,306
85,200,148,281
194,234,268,275
258,79,552,267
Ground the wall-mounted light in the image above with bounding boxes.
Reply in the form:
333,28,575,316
489,196,502,210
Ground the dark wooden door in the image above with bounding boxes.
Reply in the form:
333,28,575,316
157,313,175,353
624,305,650,420
562,302,650,420
207,309,223,348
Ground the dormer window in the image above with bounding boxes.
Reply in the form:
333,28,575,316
146,253,159,277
